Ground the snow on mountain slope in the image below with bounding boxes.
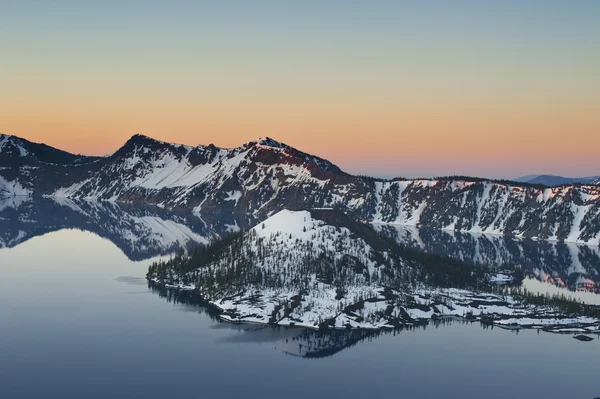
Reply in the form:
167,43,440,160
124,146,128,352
48,134,352,215
0,175,31,198
367,180,600,244
0,134,103,198
148,210,600,332
0,133,99,166
149,209,412,328
0,134,29,157
53,135,600,245
3,133,600,244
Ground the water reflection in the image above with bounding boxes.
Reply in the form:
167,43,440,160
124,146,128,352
377,225,600,295
0,197,248,260
2,198,599,299
148,283,581,358
3,211,600,399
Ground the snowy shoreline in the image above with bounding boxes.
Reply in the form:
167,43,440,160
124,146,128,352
147,209,600,337
149,278,600,335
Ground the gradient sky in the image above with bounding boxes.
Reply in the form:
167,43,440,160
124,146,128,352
1,1,598,178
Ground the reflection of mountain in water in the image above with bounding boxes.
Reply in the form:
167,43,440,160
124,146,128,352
0,197,248,260
274,318,474,358
3,198,600,294
377,225,600,293
147,283,469,358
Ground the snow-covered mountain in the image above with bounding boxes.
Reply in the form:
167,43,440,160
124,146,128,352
2,133,600,244
149,209,417,329
50,134,346,210
148,209,600,332
0,133,100,166
3,197,598,291
0,134,102,198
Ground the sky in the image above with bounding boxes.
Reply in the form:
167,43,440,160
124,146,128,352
1,1,598,178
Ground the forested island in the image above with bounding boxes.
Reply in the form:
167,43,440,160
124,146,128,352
147,209,600,334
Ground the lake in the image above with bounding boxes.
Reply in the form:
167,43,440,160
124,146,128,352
1,199,599,398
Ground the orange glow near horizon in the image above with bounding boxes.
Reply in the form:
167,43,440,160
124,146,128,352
1,2,598,178
1,93,598,178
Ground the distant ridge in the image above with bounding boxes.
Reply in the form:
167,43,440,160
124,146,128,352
0,133,100,166
514,174,600,187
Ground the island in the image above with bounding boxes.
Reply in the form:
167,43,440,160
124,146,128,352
148,209,600,335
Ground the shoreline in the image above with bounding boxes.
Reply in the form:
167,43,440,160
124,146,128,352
147,278,600,336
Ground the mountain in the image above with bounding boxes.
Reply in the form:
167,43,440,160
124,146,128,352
4,197,599,292
0,134,103,198
515,174,600,187
0,134,100,166
148,209,600,332
2,133,600,244
51,134,348,209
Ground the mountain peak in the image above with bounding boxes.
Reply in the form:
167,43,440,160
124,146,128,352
515,174,600,187
0,133,19,145
128,133,157,144
121,133,193,152
0,134,101,165
256,137,287,149
0,134,28,157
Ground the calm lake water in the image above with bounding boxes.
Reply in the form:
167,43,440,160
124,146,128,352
1,200,599,398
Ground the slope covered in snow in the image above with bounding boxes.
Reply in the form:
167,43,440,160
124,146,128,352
2,133,600,244
47,134,347,214
48,136,600,245
0,133,99,166
148,210,600,332
0,175,31,198
359,180,600,245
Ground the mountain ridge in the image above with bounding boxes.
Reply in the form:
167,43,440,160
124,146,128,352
1,133,600,244
3,132,594,188
0,133,101,166
147,209,600,332
3,197,599,293
515,174,600,187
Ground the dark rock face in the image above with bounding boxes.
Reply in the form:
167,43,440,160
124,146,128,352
2,134,600,243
